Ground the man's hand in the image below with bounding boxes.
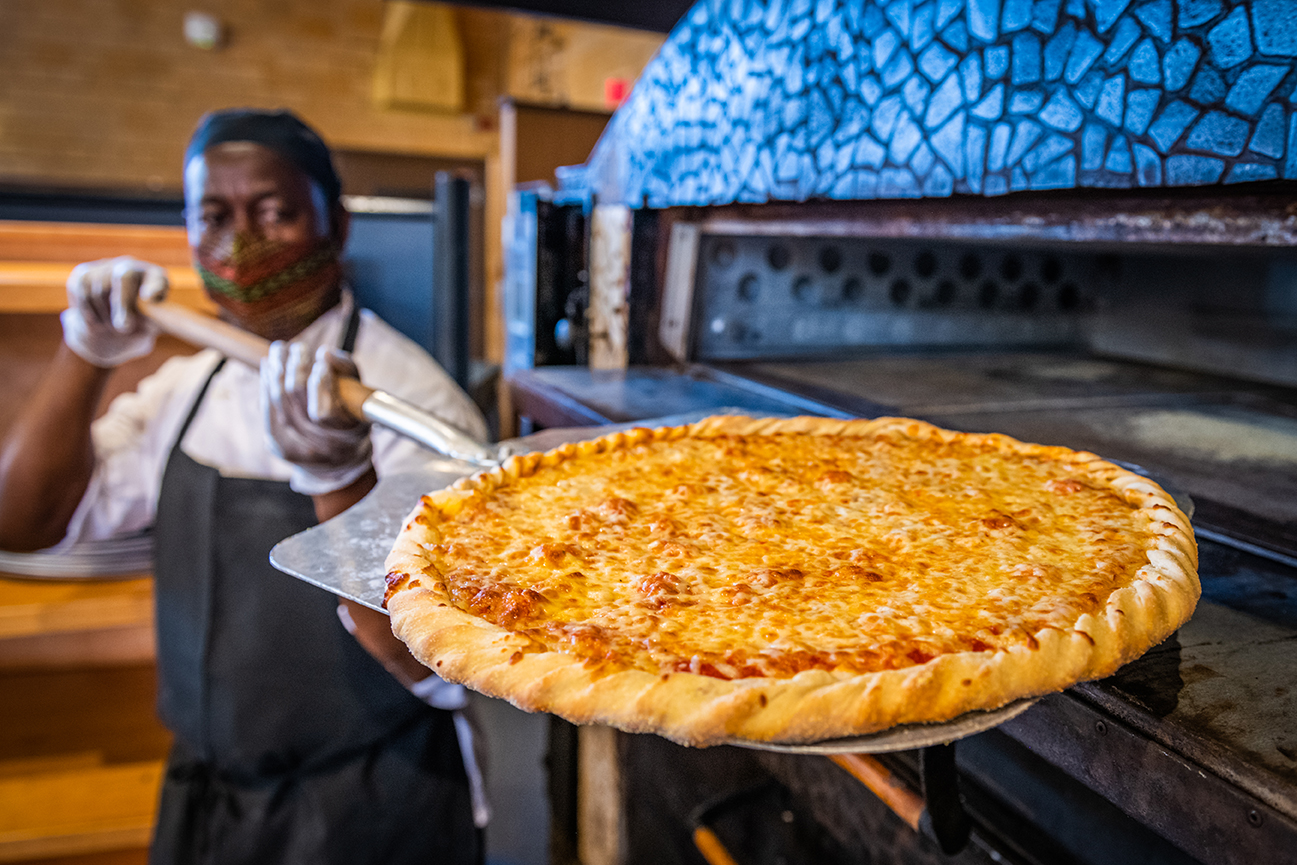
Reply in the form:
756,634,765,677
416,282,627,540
61,256,169,368
261,341,373,495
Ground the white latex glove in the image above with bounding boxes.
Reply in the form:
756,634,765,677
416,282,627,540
261,341,373,495
60,256,169,367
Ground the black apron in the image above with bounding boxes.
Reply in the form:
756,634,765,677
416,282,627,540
149,309,479,865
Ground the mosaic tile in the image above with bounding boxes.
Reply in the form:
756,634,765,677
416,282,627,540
1124,87,1161,133
1226,161,1278,181
1285,112,1297,177
904,74,933,113
1103,17,1144,65
967,0,1000,42
883,49,917,86
933,110,968,172
890,110,926,161
1148,100,1199,151
925,161,957,193
1187,109,1251,155
1065,29,1106,82
1167,153,1226,182
1225,64,1288,115
1106,134,1136,170
879,166,922,195
989,120,1014,170
569,0,1297,207
1022,131,1075,170
966,122,988,187
912,140,937,175
927,73,966,125
937,0,966,30
1082,122,1109,168
1012,32,1044,83
874,27,901,68
998,0,1029,35
986,43,1011,78
1096,0,1136,34
1044,21,1079,80
1136,0,1174,42
1249,102,1286,157
942,18,971,50
1178,0,1224,29
1074,69,1105,106
1253,0,1297,57
1190,65,1227,104
919,40,960,80
1207,6,1253,69
985,172,1010,193
1133,141,1163,182
1162,38,1202,90
886,0,913,35
1096,74,1127,125
1033,0,1065,34
960,53,984,99
1041,89,1085,129
1011,88,1046,113
1007,118,1045,163
1129,39,1163,83
854,132,889,167
972,82,1007,117
912,3,937,50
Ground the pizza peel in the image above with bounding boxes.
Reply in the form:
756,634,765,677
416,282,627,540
139,299,505,467
267,406,1193,754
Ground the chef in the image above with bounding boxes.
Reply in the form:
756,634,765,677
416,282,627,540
0,109,488,863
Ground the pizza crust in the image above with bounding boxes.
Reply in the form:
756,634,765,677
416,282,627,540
385,415,1199,747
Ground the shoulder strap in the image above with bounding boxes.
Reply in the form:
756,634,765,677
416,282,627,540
175,357,228,441
339,304,362,353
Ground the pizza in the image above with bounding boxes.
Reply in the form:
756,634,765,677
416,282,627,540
383,415,1198,747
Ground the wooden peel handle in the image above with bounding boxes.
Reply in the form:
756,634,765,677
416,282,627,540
138,299,373,420
139,299,268,368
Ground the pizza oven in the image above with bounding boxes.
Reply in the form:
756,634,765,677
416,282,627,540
500,2,1297,864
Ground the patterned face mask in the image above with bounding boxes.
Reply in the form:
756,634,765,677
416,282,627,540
195,232,339,304
194,232,343,339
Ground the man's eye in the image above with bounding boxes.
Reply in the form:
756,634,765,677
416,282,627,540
259,207,293,225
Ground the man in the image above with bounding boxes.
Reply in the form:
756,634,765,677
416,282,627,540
0,110,487,863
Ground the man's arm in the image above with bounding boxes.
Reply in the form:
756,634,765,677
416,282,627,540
310,466,436,687
0,257,168,552
0,346,110,551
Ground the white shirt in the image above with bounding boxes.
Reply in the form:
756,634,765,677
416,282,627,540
59,292,487,548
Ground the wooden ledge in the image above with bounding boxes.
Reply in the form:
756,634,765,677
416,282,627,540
0,759,163,863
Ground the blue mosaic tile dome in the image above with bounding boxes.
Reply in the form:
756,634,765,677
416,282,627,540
572,0,1297,206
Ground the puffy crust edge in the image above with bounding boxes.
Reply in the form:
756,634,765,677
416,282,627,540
384,415,1200,747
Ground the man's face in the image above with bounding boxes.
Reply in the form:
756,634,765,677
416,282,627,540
184,141,332,252
183,141,349,339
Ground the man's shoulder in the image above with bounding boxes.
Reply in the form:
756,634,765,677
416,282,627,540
351,310,449,384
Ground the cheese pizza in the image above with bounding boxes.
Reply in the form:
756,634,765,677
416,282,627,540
383,415,1198,746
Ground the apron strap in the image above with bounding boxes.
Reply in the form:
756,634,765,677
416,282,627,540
176,357,228,442
339,303,361,353
178,300,355,444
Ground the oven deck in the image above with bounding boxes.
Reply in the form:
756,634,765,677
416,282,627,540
507,351,1297,862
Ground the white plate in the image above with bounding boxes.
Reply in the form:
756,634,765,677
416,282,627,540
0,533,153,579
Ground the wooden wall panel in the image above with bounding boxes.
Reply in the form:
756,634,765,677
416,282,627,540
0,0,496,194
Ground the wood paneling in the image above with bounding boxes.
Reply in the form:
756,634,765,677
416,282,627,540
0,0,496,194
0,664,169,863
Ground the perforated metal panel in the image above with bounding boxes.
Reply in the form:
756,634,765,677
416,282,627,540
687,234,1104,359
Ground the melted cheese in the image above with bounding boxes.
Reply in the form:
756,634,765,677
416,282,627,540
425,432,1149,680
